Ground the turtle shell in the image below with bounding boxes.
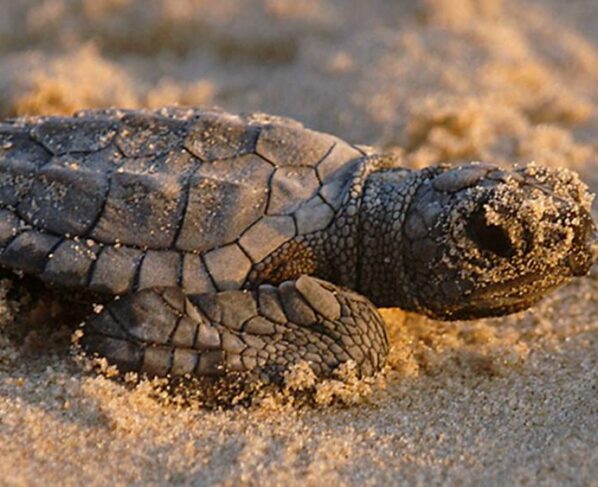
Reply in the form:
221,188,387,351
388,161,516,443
0,108,364,294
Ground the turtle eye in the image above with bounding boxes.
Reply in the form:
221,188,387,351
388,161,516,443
467,210,515,258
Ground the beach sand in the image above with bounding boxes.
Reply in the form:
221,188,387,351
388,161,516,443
0,0,597,485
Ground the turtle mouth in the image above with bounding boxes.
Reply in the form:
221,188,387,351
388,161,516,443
450,272,564,320
469,271,553,297
471,280,559,309
441,298,541,321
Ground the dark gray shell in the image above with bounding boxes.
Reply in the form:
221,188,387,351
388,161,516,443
0,107,364,294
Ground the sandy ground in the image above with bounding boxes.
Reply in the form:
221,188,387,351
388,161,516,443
0,0,597,485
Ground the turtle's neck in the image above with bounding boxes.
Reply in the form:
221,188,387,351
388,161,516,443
356,167,441,308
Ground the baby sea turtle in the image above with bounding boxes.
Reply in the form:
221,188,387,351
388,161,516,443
0,107,595,384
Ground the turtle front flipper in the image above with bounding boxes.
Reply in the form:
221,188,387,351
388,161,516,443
80,276,389,384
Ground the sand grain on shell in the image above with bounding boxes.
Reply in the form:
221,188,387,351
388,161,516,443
1,0,598,485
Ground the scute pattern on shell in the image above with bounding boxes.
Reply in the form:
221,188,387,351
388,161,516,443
0,107,364,295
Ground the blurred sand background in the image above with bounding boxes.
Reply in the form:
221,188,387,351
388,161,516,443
0,0,597,485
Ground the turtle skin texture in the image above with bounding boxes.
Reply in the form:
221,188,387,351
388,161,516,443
0,107,595,386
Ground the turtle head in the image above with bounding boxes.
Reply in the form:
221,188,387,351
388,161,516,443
402,162,596,320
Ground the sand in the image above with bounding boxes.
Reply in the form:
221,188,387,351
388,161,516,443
0,0,597,485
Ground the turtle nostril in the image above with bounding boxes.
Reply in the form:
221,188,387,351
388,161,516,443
567,253,592,276
579,211,594,241
575,211,597,261
467,211,515,258
566,212,596,276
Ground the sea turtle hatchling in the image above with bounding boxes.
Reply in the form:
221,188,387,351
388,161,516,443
0,107,595,385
